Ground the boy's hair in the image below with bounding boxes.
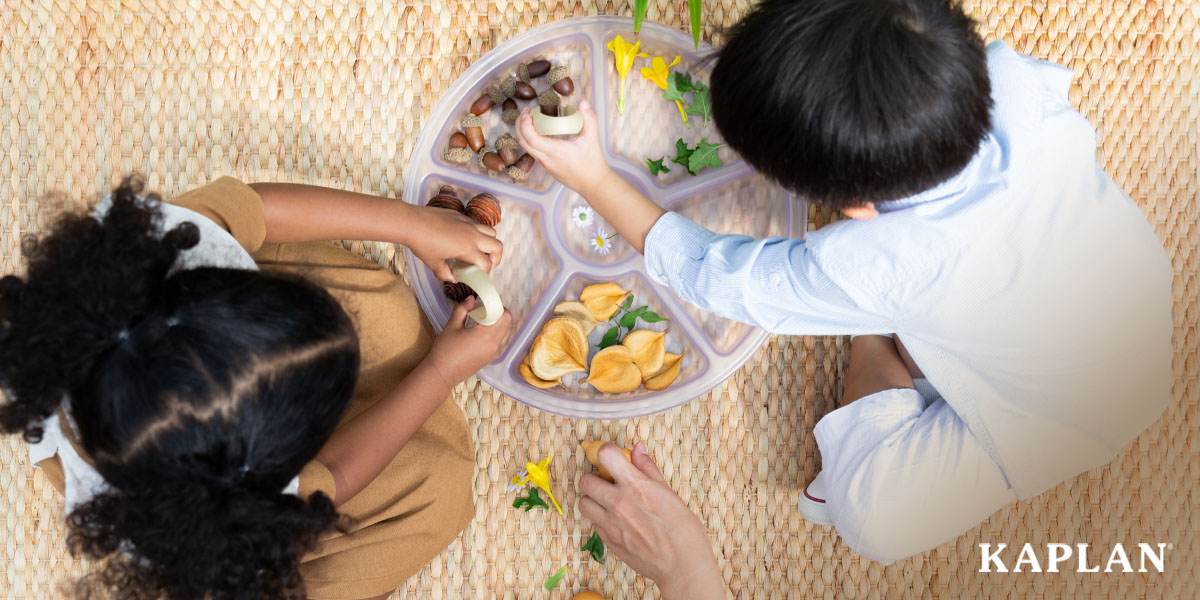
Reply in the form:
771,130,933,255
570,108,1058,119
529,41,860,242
711,0,993,208
0,177,360,599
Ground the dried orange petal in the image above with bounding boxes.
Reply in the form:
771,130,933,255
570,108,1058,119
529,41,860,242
529,317,588,380
552,301,600,335
580,440,633,483
643,352,683,390
520,358,560,388
622,329,668,378
584,345,642,394
579,282,630,321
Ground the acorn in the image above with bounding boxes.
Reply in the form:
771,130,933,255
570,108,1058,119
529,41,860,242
501,98,520,125
526,60,552,79
469,94,495,116
499,77,517,100
496,133,520,167
486,82,507,105
443,132,473,164
461,114,486,151
538,88,560,117
547,66,574,96
506,153,536,182
513,81,537,100
517,62,531,83
443,281,477,303
479,146,506,172
465,193,502,227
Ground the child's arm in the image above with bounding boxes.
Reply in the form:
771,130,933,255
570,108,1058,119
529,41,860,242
249,182,502,281
315,298,512,507
515,103,664,253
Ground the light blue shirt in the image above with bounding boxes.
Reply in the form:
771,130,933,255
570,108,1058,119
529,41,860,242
644,42,1173,499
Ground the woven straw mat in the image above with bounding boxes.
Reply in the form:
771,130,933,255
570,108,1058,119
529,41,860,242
1,1,1196,599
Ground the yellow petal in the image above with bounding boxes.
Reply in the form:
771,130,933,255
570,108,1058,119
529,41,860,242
579,283,630,321
528,317,589,380
553,301,600,335
622,329,668,378
644,352,684,390
520,361,560,388
580,440,633,483
584,345,643,394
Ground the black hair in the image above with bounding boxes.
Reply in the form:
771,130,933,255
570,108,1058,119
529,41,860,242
711,0,993,208
0,176,361,599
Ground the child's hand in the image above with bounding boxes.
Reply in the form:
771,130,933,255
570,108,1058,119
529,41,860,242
516,100,612,198
408,206,504,282
425,297,514,386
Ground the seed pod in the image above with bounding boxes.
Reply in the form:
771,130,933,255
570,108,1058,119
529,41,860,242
481,152,506,172
496,134,520,167
526,59,552,79
547,66,574,96
443,281,476,303
513,153,535,173
465,192,502,227
501,99,520,125
486,82,507,105
500,77,517,100
513,81,537,100
469,94,495,116
448,132,468,149
461,114,486,151
538,89,560,117
427,195,465,213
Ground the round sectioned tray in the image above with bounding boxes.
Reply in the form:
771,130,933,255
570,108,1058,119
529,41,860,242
403,16,804,419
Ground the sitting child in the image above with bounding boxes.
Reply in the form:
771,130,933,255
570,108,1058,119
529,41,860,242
519,0,1172,565
0,176,511,599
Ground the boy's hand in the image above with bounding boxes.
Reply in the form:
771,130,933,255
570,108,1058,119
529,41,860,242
407,205,504,282
516,100,612,198
579,442,727,600
425,297,514,386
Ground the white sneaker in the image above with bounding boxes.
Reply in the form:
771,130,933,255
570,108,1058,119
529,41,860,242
798,471,833,526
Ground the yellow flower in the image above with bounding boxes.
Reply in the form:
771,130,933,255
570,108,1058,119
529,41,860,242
640,55,688,126
510,451,563,514
607,35,648,116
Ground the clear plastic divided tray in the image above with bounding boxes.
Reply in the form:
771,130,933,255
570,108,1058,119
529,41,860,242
403,16,804,419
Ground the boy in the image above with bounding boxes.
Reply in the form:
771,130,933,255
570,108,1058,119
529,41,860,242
517,0,1172,564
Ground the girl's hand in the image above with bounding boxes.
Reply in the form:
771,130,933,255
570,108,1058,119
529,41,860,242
516,100,613,198
579,443,727,600
408,206,504,282
425,297,514,387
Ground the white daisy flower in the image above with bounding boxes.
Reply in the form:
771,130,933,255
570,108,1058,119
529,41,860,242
571,205,595,229
591,228,615,255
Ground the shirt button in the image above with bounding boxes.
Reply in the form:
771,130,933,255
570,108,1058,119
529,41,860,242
769,271,782,286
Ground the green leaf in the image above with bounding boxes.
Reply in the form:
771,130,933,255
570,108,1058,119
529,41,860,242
689,0,703,48
620,295,635,310
661,71,687,103
684,84,712,125
688,138,724,174
645,157,671,176
512,488,550,511
599,327,621,349
640,311,668,323
671,138,695,171
673,71,696,93
581,531,606,563
543,565,568,591
619,306,648,329
633,0,648,34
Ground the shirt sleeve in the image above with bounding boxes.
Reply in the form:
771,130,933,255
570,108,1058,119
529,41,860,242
169,176,267,253
643,211,892,335
298,459,337,501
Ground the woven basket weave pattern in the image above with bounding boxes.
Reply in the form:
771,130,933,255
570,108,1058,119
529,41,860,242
1,1,1196,598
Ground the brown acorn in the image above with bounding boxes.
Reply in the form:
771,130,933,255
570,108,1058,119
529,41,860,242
513,81,537,100
507,153,536,182
499,77,517,100
461,114,486,152
496,133,520,167
547,66,574,96
443,281,477,303
538,88,560,117
486,82,507,105
448,132,468,149
465,193,502,227
481,152,506,172
501,98,520,125
469,94,495,116
516,62,531,83
527,60,552,79
443,147,473,164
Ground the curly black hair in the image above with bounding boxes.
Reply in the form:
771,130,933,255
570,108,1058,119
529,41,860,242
0,177,361,599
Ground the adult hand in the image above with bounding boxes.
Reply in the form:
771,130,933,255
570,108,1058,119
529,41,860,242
578,442,727,600
407,205,503,282
425,297,513,386
515,100,612,198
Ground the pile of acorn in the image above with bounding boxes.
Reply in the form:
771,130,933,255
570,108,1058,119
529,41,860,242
443,58,576,182
426,185,502,303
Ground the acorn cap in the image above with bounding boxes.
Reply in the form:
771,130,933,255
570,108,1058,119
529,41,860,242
460,114,484,129
443,147,473,164
501,108,520,125
486,82,506,105
476,146,498,163
500,77,517,99
506,165,529,181
538,88,560,107
547,66,569,86
496,133,519,150
516,63,531,83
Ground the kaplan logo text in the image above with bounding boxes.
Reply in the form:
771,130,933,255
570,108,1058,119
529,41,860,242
978,543,1169,573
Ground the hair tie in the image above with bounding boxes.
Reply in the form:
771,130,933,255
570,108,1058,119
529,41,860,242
164,316,180,327
115,329,130,342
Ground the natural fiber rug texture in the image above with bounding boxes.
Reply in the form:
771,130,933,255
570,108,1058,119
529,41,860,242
1,1,1196,598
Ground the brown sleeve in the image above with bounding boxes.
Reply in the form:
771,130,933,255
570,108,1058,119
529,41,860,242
36,456,67,496
298,459,337,501
169,176,267,253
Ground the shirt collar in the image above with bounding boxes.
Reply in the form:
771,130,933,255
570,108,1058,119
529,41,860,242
875,133,994,214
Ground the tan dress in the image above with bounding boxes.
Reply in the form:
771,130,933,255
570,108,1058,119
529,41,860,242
38,177,475,600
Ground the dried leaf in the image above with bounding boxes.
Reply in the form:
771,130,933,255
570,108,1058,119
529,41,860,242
520,360,560,388
529,317,589,380
581,440,633,483
553,301,600,335
622,329,668,378
579,282,630,321
644,352,684,390
584,345,642,394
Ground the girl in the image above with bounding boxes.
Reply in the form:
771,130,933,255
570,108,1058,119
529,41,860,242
0,175,512,599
